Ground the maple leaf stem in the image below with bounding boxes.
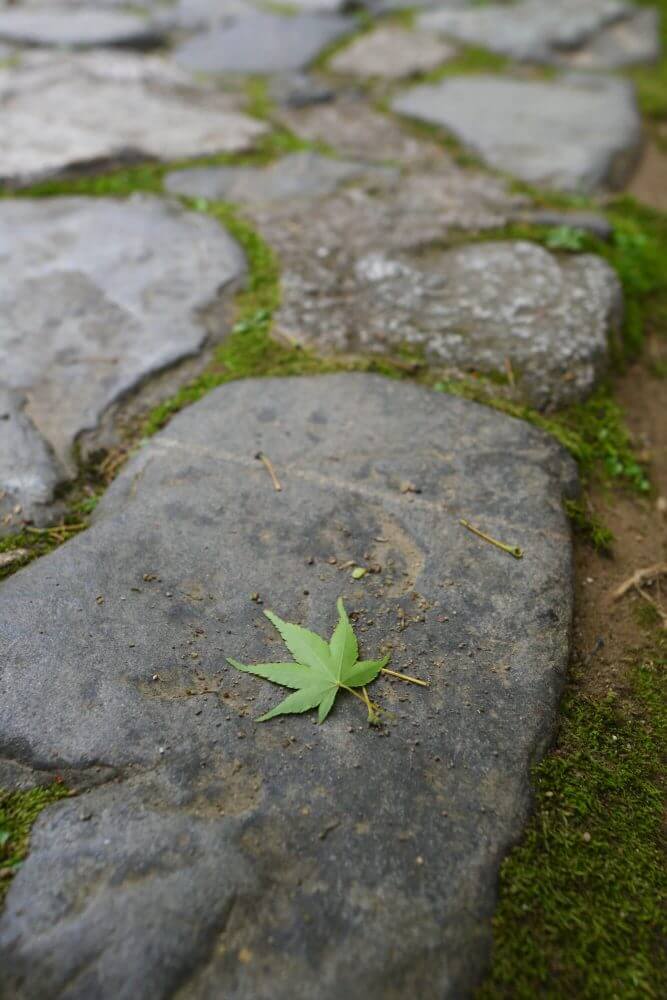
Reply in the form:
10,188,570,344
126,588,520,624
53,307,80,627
341,683,381,712
381,668,429,687
341,684,371,704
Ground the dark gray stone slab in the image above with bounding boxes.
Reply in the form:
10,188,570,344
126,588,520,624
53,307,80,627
0,7,163,50
165,151,397,204
0,50,266,185
275,240,621,408
419,0,636,65
0,374,577,998
0,196,245,526
392,73,643,193
174,11,354,74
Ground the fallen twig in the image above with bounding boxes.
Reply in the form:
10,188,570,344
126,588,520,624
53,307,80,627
634,588,667,628
381,667,429,688
255,452,282,492
612,563,667,600
24,523,86,539
460,519,523,559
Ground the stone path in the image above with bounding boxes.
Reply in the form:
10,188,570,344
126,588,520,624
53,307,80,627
0,376,578,998
0,196,245,529
0,52,266,186
0,2,661,997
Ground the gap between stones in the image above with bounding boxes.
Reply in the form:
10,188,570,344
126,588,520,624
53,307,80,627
0,153,660,582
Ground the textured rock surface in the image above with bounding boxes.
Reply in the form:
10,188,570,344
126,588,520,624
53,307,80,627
209,149,529,269
0,375,577,999
166,152,397,204
274,240,621,408
330,25,456,78
561,7,661,70
174,11,354,74
0,385,61,530
278,96,455,165
392,73,643,192
0,7,163,49
0,50,266,184
419,0,651,66
0,196,245,525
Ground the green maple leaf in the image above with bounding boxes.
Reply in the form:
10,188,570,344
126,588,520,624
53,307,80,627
227,598,390,723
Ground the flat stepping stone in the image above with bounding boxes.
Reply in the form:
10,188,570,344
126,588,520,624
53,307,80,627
275,239,621,408
419,0,659,68
392,73,642,193
329,25,456,79
174,11,354,74
0,374,577,998
0,6,163,50
165,151,397,204
0,196,245,530
0,50,266,185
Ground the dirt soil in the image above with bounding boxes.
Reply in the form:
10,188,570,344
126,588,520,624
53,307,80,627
572,340,666,701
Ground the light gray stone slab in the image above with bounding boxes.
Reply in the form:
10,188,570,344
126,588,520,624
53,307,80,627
0,50,266,184
166,151,397,204
0,196,245,524
154,0,252,31
561,8,661,70
0,374,577,998
330,25,456,78
0,7,163,49
392,73,643,193
0,385,62,531
174,11,354,74
275,240,621,408
419,0,633,64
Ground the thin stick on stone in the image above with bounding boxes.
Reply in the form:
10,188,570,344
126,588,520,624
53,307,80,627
381,668,429,687
460,519,523,559
255,452,282,492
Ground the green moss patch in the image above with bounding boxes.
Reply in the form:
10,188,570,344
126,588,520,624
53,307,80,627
479,644,666,999
628,0,667,120
0,784,69,904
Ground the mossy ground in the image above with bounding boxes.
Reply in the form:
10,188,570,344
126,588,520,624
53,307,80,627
479,635,666,999
0,785,69,904
629,0,667,120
